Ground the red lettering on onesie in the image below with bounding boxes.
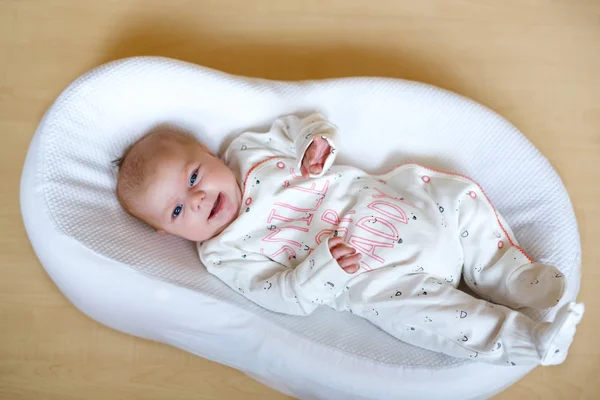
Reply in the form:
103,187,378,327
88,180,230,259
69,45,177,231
268,208,314,226
321,209,355,225
275,180,330,213
275,201,323,213
292,180,329,195
356,216,399,240
290,167,303,180
372,188,415,208
348,235,393,264
367,200,408,224
315,227,349,244
262,226,309,247
261,246,297,260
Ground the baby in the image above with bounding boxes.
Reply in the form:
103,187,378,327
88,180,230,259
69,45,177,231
115,113,584,366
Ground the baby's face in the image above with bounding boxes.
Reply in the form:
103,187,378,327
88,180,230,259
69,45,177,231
136,139,241,241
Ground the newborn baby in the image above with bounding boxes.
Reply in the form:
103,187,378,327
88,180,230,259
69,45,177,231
115,113,584,366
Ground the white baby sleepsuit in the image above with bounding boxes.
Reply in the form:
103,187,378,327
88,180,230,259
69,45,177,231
198,113,583,366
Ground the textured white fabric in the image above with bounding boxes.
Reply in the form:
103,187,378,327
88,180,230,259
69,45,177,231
20,56,581,399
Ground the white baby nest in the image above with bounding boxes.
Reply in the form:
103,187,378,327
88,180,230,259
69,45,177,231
20,56,581,400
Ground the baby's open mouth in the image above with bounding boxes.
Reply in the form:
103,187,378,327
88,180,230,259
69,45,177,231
209,193,223,220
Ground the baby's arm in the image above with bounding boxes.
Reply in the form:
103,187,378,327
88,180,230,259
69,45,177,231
278,114,338,178
199,237,358,316
224,113,339,179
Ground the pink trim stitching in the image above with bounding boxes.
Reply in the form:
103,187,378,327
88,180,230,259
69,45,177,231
375,162,532,262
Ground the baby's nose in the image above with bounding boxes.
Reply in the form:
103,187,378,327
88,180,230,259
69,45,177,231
191,190,206,210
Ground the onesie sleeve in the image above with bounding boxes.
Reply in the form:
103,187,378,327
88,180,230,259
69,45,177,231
224,113,339,181
277,113,339,178
198,238,354,316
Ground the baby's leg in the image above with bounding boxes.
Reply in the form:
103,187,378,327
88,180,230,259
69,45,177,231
346,272,583,365
456,185,565,309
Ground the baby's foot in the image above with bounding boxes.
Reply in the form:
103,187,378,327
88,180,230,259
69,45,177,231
506,263,565,309
534,302,584,366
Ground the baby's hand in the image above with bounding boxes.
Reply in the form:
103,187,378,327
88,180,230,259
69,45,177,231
329,237,361,274
301,136,331,177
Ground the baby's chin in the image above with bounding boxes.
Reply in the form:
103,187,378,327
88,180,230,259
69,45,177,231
180,229,216,242
211,204,238,238
186,211,237,242
186,226,228,243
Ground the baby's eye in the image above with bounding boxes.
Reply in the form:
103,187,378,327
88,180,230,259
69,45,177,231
189,169,199,186
172,205,183,218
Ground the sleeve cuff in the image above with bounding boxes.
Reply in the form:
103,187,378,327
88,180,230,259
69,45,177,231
294,116,339,178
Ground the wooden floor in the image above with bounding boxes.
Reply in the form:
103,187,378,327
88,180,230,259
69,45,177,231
1,0,599,399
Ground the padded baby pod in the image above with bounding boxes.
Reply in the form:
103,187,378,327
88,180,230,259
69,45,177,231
20,57,581,400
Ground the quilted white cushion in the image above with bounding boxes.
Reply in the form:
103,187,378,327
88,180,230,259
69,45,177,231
20,56,581,400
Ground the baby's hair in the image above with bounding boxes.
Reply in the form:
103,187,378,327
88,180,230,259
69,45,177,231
113,128,199,169
114,138,151,217
114,130,191,217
